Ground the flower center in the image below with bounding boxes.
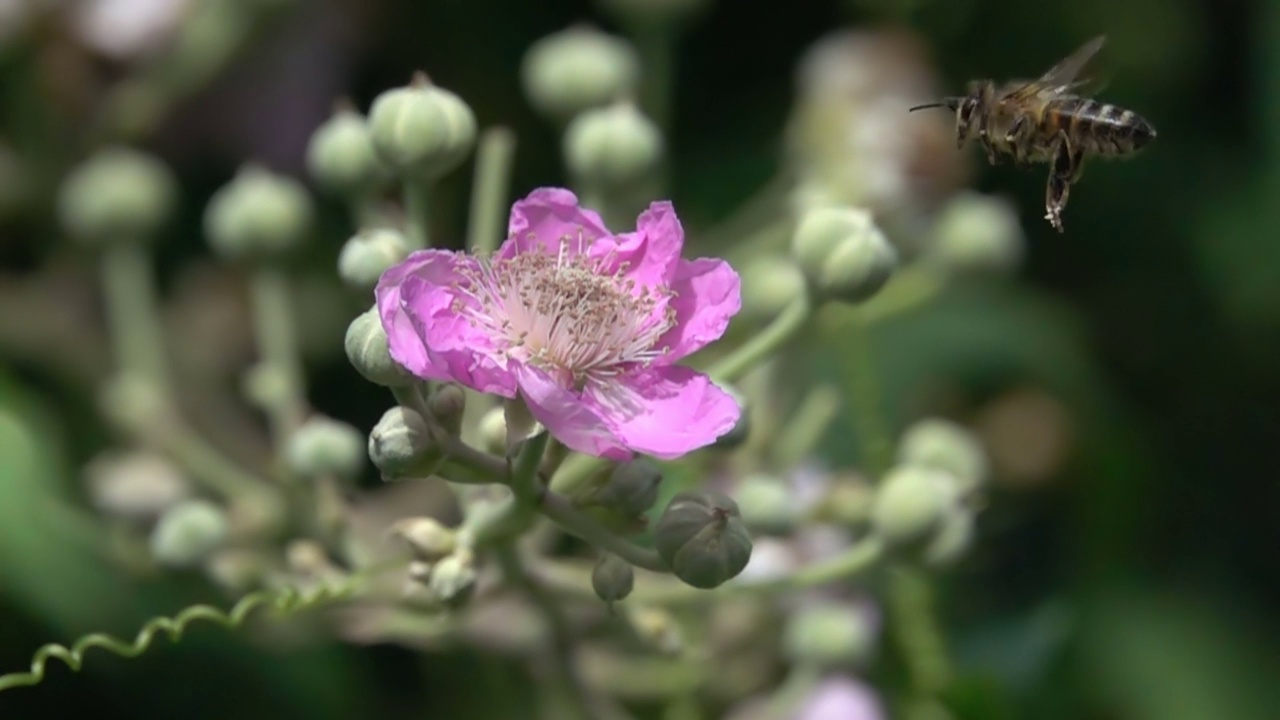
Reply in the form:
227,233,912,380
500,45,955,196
455,238,676,385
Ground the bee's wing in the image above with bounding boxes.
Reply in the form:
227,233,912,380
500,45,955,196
1001,36,1108,102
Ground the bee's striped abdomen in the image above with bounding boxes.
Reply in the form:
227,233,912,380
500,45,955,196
1047,98,1157,158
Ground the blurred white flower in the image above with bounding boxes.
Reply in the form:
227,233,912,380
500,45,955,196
796,675,885,720
72,0,192,60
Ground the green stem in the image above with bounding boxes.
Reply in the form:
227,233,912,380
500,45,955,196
470,432,549,545
770,382,841,470
548,454,609,497
708,291,813,384
496,547,593,720
889,567,953,698
403,179,433,249
100,243,169,387
467,127,517,254
248,266,307,446
843,312,894,474
538,492,668,572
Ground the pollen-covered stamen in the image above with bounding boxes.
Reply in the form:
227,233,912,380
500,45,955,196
453,237,676,381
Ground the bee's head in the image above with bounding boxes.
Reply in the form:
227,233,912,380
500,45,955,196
908,88,986,148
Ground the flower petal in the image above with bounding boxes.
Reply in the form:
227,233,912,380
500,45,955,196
399,278,517,397
513,364,632,460
591,200,685,290
590,365,741,459
654,257,742,362
500,188,610,259
375,249,465,381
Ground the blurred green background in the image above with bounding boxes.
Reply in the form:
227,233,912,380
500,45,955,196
2,0,1279,718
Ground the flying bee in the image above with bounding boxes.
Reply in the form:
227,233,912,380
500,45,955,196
908,36,1156,232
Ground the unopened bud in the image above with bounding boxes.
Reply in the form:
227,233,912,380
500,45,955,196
85,451,190,522
285,415,366,481
924,506,975,567
427,549,477,608
337,228,410,291
368,406,442,477
928,191,1024,275
564,101,663,192
204,165,313,260
740,254,806,322
306,106,387,196
897,418,988,496
149,499,228,568
870,466,959,547
814,472,875,526
791,206,897,304
588,458,663,517
98,373,170,433
591,553,635,604
521,25,639,122
627,605,683,655
59,146,176,246
735,474,795,535
654,491,753,589
389,517,457,561
345,306,414,387
368,75,477,181
783,600,880,669
477,406,507,454
427,383,467,435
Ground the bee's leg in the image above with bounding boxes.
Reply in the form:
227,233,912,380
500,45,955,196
977,127,999,165
1044,131,1080,232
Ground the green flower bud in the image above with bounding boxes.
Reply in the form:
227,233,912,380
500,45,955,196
427,549,477,608
592,552,635,604
814,473,875,526
85,451,190,523
98,373,170,434
306,105,387,196
345,306,414,387
368,74,477,181
204,165,313,260
241,362,298,419
782,601,879,669
924,506,975,567
285,415,366,481
338,228,410,291
791,206,897,304
520,25,639,122
389,517,457,561
870,466,959,547
477,406,507,454
739,254,806,322
58,146,176,246
928,191,1024,275
627,605,683,655
564,101,663,192
368,406,442,478
898,418,988,496
427,383,466,435
735,474,794,535
588,458,663,517
149,499,229,568
654,491,753,589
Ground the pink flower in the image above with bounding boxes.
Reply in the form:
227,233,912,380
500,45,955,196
376,188,742,460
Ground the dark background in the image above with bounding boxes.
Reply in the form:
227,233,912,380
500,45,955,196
2,0,1278,718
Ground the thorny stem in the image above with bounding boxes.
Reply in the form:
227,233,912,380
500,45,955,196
495,547,593,720
538,492,668,572
708,291,813,384
467,127,517,254
248,266,307,448
403,179,433,249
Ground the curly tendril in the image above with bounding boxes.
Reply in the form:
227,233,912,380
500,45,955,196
0,579,364,693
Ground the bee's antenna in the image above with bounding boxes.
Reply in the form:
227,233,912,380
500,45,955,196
908,97,961,112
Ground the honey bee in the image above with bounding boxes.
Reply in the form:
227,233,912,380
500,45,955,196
909,36,1156,231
